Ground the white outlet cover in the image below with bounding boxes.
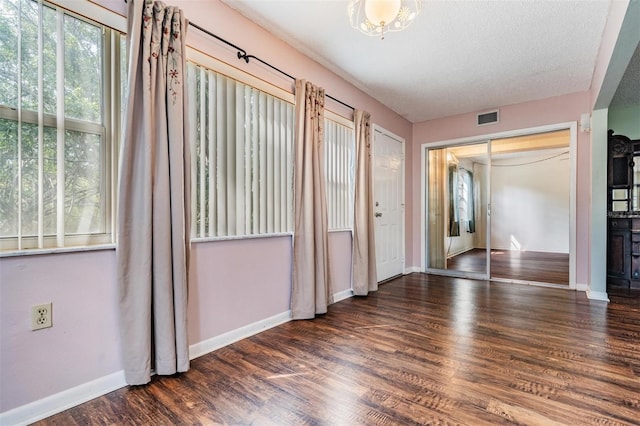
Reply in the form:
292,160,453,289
32,302,52,330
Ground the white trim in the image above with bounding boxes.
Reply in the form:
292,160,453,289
0,244,116,258
188,311,291,360
0,371,126,426
586,290,610,302
404,266,421,274
568,122,578,289
420,122,578,287
420,142,426,272
326,110,355,129
191,232,292,244
64,0,127,33
576,283,589,292
333,289,354,303
491,277,572,290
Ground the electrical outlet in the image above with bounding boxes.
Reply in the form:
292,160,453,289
32,303,52,330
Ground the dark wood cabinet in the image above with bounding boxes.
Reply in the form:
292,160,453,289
607,218,631,288
607,130,640,293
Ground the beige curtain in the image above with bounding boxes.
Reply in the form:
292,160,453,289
352,110,377,295
428,149,446,269
291,80,332,319
117,0,190,385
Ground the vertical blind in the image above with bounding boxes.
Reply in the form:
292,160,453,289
324,118,354,230
187,62,294,238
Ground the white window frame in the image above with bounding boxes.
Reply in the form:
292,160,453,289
0,0,125,253
187,51,295,240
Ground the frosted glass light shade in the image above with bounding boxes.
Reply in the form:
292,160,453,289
365,0,401,26
348,0,422,38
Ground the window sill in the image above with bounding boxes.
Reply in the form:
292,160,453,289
0,244,116,258
191,232,293,244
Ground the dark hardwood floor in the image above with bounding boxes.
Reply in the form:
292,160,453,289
447,248,570,285
37,274,639,425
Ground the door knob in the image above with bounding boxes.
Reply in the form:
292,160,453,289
375,212,382,217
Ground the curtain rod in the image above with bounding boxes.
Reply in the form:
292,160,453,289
123,1,355,111
190,23,355,111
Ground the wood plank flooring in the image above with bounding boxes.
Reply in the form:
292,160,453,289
447,249,570,285
36,274,640,425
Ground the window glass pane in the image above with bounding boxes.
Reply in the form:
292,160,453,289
612,189,628,200
0,0,116,250
613,201,628,212
43,125,57,234
64,14,102,123
0,0,20,108
120,34,127,134
42,4,57,115
20,122,38,236
0,118,19,236
19,0,38,112
64,130,103,234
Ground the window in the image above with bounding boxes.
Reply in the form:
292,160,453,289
0,0,124,251
457,167,476,233
187,62,294,238
324,117,354,230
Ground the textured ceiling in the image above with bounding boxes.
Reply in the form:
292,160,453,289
222,0,611,123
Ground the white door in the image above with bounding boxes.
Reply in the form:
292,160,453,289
373,128,405,282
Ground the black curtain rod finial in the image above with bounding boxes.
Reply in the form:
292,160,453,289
237,52,249,63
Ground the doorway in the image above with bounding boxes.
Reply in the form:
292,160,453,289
422,124,576,288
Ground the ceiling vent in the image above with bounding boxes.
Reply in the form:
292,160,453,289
477,110,499,126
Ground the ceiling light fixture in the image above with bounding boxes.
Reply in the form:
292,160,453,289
348,0,422,40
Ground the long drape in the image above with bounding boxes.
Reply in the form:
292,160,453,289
464,169,476,233
428,149,446,269
448,163,460,237
291,79,332,319
352,110,377,296
117,0,190,385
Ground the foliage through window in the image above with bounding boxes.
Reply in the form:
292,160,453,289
0,0,124,251
187,63,294,238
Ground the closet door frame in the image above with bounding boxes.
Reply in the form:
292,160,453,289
420,122,577,289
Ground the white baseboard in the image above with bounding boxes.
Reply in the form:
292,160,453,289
586,289,610,302
576,283,589,292
188,310,291,360
404,266,421,274
1,312,293,426
0,370,126,426
333,289,353,303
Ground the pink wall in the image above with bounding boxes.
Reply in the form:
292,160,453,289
329,232,354,295
412,91,592,284
1,232,353,413
188,237,293,342
1,251,121,412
